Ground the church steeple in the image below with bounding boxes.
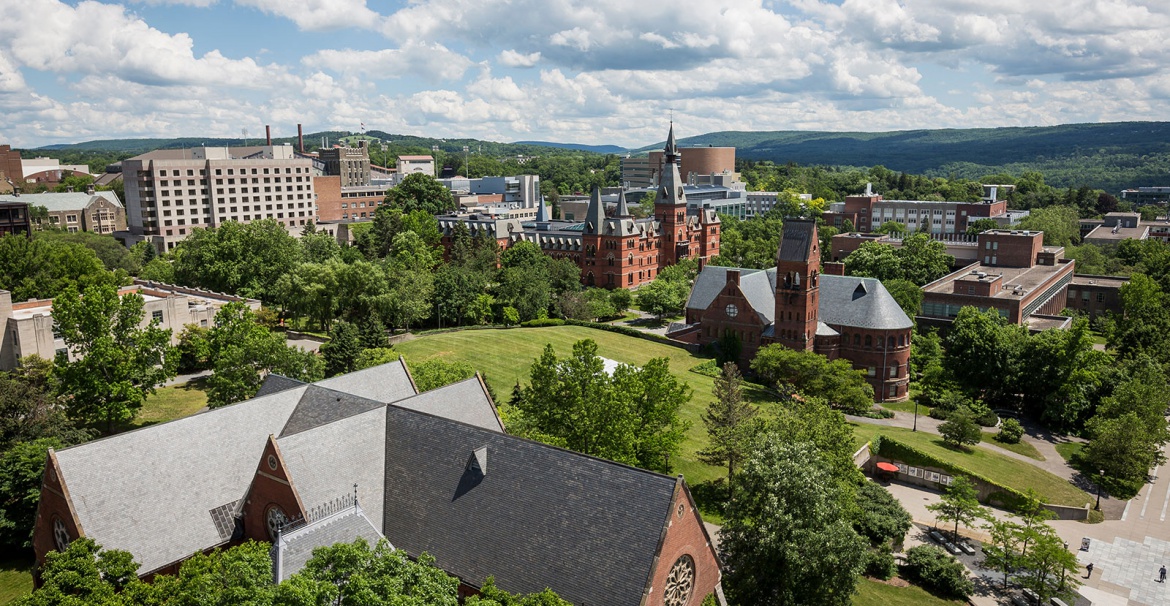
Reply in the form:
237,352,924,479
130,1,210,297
584,186,606,234
657,123,686,207
615,189,632,218
664,122,680,165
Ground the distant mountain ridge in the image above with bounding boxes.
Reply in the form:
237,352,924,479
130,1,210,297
513,141,627,154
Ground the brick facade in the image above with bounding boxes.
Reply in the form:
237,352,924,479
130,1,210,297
644,480,723,606
242,437,308,544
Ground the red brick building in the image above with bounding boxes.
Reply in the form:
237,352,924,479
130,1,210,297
674,220,913,402
33,362,724,605
919,230,1075,328
437,126,720,289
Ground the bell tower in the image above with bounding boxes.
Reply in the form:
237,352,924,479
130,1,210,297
773,220,820,351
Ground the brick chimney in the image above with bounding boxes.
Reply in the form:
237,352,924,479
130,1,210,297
824,261,846,276
85,183,95,195
266,125,272,146
297,124,304,153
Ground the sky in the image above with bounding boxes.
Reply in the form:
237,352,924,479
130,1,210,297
2,0,1170,148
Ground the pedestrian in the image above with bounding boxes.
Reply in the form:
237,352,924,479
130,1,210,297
1086,562,1094,578
1160,565,1167,583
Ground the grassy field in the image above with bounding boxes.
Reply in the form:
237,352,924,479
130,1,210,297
134,378,209,428
853,578,964,606
881,400,924,414
853,424,1092,507
980,431,1045,461
0,556,33,605
1055,442,1084,464
394,325,780,485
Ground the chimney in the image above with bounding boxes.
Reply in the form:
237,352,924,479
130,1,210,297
265,125,272,146
297,124,304,153
85,184,95,195
66,185,74,193
824,261,846,276
726,269,740,286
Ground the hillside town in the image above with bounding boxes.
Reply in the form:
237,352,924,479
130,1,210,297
6,2,1170,606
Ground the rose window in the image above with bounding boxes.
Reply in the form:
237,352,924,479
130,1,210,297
53,518,71,552
265,506,287,541
664,555,695,606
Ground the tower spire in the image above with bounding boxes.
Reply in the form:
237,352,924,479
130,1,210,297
615,189,632,218
584,185,606,233
664,122,679,163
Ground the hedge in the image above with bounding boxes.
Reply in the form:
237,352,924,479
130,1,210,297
873,435,1029,511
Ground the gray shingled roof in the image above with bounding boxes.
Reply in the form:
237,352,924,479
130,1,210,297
278,406,388,528
391,377,504,433
314,359,416,403
275,507,386,582
53,387,307,575
777,220,816,263
0,191,121,211
818,275,913,330
279,385,388,437
685,266,776,324
381,406,677,606
256,374,306,398
687,267,912,331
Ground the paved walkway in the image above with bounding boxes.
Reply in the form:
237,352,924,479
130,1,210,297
161,369,211,387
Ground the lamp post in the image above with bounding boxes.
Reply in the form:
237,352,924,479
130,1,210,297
913,398,919,432
1095,469,1105,510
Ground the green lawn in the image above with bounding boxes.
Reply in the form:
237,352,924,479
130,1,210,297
0,556,33,605
853,424,1092,507
394,325,781,486
980,431,1045,461
1055,442,1084,464
880,400,924,414
853,578,963,606
133,378,210,428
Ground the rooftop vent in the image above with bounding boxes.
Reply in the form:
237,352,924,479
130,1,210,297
468,446,488,476
852,282,868,300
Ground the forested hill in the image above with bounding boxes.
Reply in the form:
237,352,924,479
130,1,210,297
638,121,1170,192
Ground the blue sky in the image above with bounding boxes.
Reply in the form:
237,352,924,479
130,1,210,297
2,0,1170,148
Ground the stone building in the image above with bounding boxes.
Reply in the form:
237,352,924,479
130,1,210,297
673,220,913,402
33,362,724,605
0,187,126,234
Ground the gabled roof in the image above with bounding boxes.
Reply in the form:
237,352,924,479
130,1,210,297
687,267,912,331
0,191,122,211
279,385,388,437
777,220,816,263
583,186,606,234
53,386,307,574
314,358,416,402
381,406,677,606
255,374,305,398
615,189,632,218
390,376,504,433
274,507,385,582
277,406,389,528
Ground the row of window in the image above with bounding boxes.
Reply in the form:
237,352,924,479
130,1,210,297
1068,289,1107,303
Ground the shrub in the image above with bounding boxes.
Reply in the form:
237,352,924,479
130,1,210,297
939,410,981,448
996,418,1025,444
901,545,974,599
865,549,897,580
853,482,912,547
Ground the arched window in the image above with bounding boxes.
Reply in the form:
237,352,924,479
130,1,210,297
888,336,896,349
853,334,860,346
865,335,872,347
889,365,898,378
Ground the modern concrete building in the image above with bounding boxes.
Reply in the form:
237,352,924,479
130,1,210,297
919,230,1075,329
0,187,126,234
674,220,913,402
1079,211,1170,246
823,186,1010,234
0,280,259,370
1120,187,1170,206
122,145,317,251
620,155,653,188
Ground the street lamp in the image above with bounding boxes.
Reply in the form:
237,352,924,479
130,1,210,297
913,398,919,432
1095,469,1105,510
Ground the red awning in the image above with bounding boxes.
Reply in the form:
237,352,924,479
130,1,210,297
876,462,900,473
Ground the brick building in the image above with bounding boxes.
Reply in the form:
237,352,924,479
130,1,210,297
319,142,371,188
1066,275,1128,320
33,362,724,605
0,187,126,234
0,201,31,236
437,126,721,289
673,221,913,402
823,186,1009,234
0,145,23,190
919,230,1075,328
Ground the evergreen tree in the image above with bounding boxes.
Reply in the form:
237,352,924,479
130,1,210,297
321,321,362,377
697,362,757,499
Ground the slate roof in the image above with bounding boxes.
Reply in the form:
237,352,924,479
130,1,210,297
255,374,306,398
390,376,504,433
53,386,307,575
777,220,816,263
314,358,416,403
275,507,386,582
381,406,678,606
278,406,389,528
686,267,912,331
818,275,913,330
279,385,388,437
0,191,122,211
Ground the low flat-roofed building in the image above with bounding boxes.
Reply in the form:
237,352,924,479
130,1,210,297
919,230,1075,328
1066,274,1129,320
0,280,259,370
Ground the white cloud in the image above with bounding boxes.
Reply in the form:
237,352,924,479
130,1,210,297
303,41,475,82
234,0,382,31
498,50,541,68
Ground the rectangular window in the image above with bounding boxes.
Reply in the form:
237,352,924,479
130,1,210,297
151,310,163,323
1097,292,1105,303
867,367,876,377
